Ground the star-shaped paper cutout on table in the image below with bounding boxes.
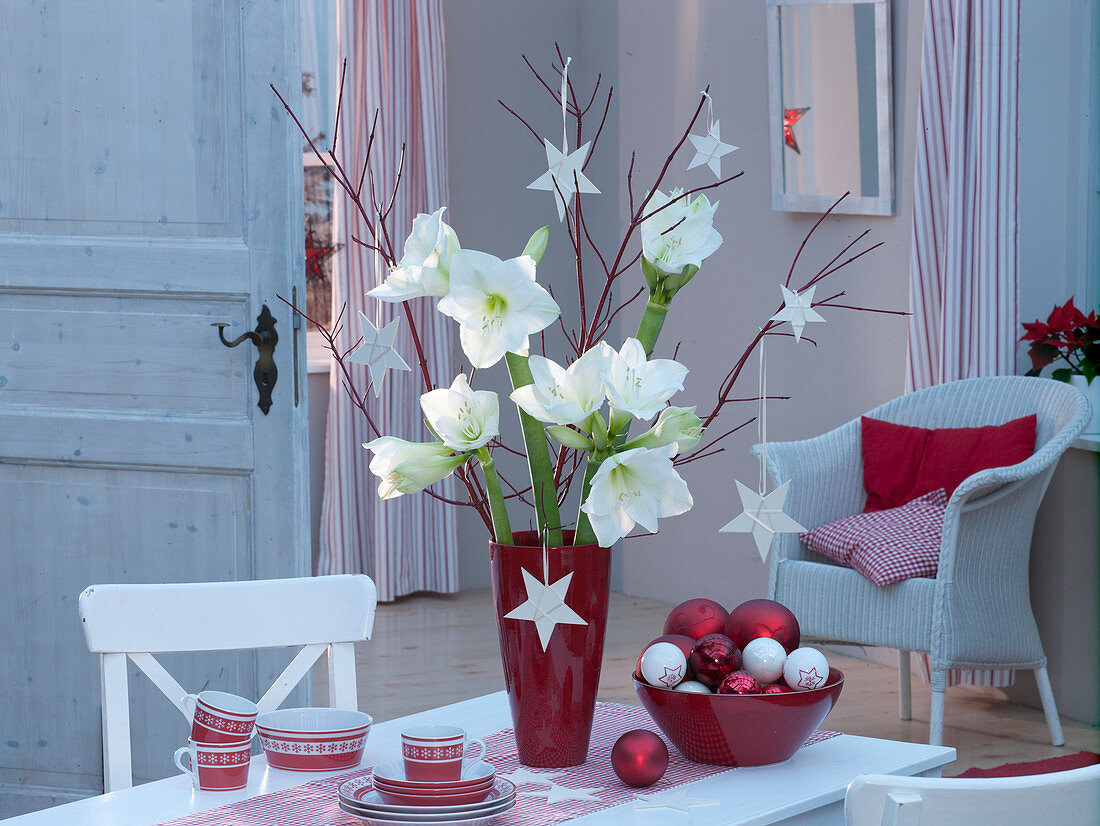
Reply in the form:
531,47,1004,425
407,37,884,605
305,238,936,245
770,284,826,343
784,106,810,154
633,790,721,814
504,568,588,650
720,480,807,563
522,781,604,804
527,138,601,221
500,768,563,787
797,666,825,690
687,119,739,178
347,311,411,397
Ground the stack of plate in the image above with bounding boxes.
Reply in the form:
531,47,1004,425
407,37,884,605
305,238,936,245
337,760,516,825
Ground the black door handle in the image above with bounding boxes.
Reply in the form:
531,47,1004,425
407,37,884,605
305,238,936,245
212,305,278,415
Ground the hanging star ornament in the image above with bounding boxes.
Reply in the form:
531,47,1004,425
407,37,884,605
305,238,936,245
770,284,826,343
720,480,806,563
347,311,411,397
783,106,810,154
522,782,604,804
687,119,739,178
504,568,588,650
527,139,601,221
304,225,338,283
633,790,721,814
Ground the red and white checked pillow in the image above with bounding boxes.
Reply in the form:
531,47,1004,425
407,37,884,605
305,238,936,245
800,489,948,586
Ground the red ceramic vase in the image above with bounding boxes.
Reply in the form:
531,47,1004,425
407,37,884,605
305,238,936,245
490,530,611,767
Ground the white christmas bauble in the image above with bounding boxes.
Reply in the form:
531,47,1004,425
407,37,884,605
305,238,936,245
783,647,830,691
741,637,787,684
673,680,712,694
640,642,688,689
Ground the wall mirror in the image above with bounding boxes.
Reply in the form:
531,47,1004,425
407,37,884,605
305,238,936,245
766,0,894,215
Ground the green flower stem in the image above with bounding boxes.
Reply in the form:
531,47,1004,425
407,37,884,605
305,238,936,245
505,352,564,546
636,299,670,357
475,449,513,546
573,450,607,547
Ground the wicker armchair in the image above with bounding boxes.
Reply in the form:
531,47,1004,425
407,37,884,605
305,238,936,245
755,376,1090,746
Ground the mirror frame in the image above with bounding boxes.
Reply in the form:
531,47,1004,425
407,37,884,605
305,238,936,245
766,0,895,216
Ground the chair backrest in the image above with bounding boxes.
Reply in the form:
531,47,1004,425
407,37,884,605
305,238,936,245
844,766,1100,826
79,575,377,792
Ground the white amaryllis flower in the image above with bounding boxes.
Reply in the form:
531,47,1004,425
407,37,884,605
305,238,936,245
369,207,460,301
364,437,466,500
510,347,608,426
580,445,693,547
420,373,499,452
640,189,722,276
602,337,689,420
437,250,560,368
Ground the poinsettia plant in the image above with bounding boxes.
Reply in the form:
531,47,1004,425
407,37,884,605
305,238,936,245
1021,297,1100,385
272,49,902,550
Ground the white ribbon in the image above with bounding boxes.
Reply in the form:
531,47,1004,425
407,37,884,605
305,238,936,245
560,57,572,155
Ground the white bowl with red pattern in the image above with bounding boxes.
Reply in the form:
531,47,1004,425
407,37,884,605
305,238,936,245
255,707,372,772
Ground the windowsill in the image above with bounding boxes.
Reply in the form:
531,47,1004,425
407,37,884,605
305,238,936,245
1072,434,1100,453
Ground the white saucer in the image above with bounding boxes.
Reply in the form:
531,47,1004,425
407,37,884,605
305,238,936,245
339,777,515,816
337,796,515,825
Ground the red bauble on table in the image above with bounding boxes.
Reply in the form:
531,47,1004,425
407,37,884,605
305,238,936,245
725,599,801,654
717,670,762,695
610,729,669,787
663,598,729,641
688,634,742,690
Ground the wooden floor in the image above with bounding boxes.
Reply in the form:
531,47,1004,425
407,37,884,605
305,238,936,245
329,588,1100,776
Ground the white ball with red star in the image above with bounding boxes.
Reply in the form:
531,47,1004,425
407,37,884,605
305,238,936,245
783,646,830,691
741,637,787,685
640,641,688,689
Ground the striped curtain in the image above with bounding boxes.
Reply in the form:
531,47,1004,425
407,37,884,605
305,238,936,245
319,0,459,601
907,0,1021,686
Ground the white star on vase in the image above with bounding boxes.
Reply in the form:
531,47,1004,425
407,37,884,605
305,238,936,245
500,768,563,787
347,311,411,396
527,139,601,221
633,789,721,814
504,568,588,650
521,781,604,804
720,480,806,562
687,119,739,178
770,284,826,343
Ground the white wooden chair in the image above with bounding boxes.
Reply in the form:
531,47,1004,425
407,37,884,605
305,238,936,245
844,764,1100,825
78,575,377,792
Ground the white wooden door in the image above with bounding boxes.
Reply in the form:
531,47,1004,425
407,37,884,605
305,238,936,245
0,0,308,809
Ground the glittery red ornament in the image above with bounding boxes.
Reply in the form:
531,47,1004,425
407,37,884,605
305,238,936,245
717,670,762,695
688,634,742,690
611,729,669,787
762,683,794,694
725,599,801,654
663,598,729,641
635,634,696,678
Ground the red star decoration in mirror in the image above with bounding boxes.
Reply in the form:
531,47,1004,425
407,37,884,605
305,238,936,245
783,107,810,154
305,225,337,282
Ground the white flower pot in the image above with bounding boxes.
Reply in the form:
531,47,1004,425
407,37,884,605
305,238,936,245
1069,374,1100,435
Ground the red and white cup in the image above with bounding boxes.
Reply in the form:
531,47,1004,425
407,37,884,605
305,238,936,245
173,738,252,791
180,691,258,744
401,725,486,782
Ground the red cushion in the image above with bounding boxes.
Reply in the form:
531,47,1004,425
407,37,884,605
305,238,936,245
861,414,1036,512
801,490,948,585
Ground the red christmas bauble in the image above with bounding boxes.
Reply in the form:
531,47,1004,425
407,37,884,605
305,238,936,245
762,682,794,694
688,634,742,690
611,729,669,787
717,670,762,695
664,598,729,641
725,599,801,654
635,634,696,679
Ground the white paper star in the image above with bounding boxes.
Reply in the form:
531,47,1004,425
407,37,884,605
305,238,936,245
504,568,588,650
770,285,826,343
720,480,806,562
500,768,563,787
522,781,604,804
347,312,411,396
633,790,721,813
687,119,739,178
527,139,601,221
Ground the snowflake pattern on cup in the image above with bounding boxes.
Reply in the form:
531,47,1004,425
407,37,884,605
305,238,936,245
195,707,253,732
404,744,463,760
196,750,250,766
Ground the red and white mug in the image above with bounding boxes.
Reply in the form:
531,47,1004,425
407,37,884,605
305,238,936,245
173,738,252,791
180,690,258,744
401,724,486,782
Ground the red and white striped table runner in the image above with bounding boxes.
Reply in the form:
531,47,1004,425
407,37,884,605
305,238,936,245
160,703,840,825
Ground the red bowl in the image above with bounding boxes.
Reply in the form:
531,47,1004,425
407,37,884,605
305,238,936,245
256,708,371,772
633,667,844,766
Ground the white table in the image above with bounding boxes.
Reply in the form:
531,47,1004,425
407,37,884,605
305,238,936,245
3,692,955,825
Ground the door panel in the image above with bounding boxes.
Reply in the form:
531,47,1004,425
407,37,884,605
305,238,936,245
0,0,307,806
